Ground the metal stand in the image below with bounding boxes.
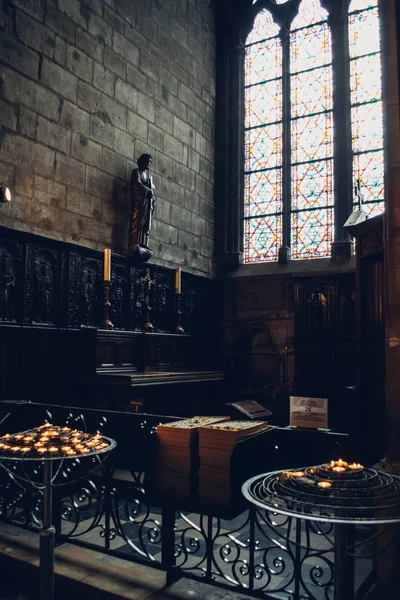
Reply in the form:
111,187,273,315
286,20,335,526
40,461,55,600
334,523,355,600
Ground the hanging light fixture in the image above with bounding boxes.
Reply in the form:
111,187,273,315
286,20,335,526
0,186,12,202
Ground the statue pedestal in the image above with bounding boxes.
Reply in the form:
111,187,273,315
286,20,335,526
131,245,153,263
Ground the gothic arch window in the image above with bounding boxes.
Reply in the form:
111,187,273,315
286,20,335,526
244,0,384,263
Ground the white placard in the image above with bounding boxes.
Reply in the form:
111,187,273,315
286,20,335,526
290,396,328,429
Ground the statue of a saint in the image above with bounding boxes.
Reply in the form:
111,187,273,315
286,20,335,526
130,154,156,261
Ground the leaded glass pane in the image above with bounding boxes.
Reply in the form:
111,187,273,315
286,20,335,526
349,0,377,11
246,9,279,46
291,67,332,118
244,214,282,262
349,7,380,59
292,160,334,212
245,8,282,263
353,150,384,205
291,208,333,259
244,170,282,218
291,21,331,73
350,54,382,104
246,36,282,86
349,1,384,214
245,124,282,172
291,0,328,30
245,80,282,129
351,101,383,154
292,112,333,164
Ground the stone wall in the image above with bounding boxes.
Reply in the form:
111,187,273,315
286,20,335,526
0,0,216,276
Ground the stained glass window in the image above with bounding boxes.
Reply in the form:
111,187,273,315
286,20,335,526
290,0,333,259
243,0,385,263
244,10,282,262
349,0,384,216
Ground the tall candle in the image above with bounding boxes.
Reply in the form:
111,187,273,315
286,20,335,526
104,249,111,281
175,267,181,294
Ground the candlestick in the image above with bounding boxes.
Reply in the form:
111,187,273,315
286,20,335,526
175,267,181,294
318,481,332,489
103,281,114,329
104,248,111,281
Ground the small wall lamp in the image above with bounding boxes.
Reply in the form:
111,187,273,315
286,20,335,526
0,186,12,202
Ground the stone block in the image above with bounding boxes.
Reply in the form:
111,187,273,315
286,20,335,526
19,106,37,138
170,18,189,50
174,116,194,146
152,221,178,245
102,147,126,180
147,79,165,105
54,36,67,65
0,134,54,177
113,31,139,66
13,0,44,20
179,230,198,251
159,66,179,97
76,28,105,63
0,161,15,187
85,165,114,197
90,113,114,148
185,190,200,213
188,148,200,172
66,187,97,218
195,131,207,156
77,81,101,113
191,213,205,236
0,98,17,130
60,101,90,136
175,163,195,191
126,64,148,94
0,67,57,120
136,90,155,122
105,47,127,78
167,93,187,121
88,13,113,47
187,248,209,274
171,204,191,231
164,133,183,162
148,123,164,152
205,219,214,239
41,58,78,102
45,3,76,43
104,6,125,33
72,132,102,168
200,235,214,258
35,175,66,201
139,51,159,82
93,63,115,97
156,106,174,135
55,153,85,188
125,23,149,51
153,241,187,266
200,200,214,222
148,41,170,70
58,0,87,29
83,0,103,17
155,198,171,224
161,177,185,207
37,116,71,154
102,95,127,130
115,79,138,112
114,129,134,160
66,45,93,83
0,35,39,79
14,167,32,195
178,82,195,107
127,111,148,141
16,10,55,58
116,0,137,26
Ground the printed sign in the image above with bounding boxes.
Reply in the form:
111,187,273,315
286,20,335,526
290,396,328,429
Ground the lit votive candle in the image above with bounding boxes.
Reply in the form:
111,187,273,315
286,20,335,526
332,466,346,473
318,481,332,489
48,447,58,453
349,463,363,470
291,471,305,478
21,447,30,453
37,448,47,453
62,446,71,452
11,446,20,451
14,435,23,440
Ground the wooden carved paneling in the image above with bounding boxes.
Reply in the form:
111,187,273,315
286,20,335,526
0,239,22,324
128,265,146,331
24,245,60,326
81,257,102,328
67,252,82,328
110,262,129,330
152,270,174,333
